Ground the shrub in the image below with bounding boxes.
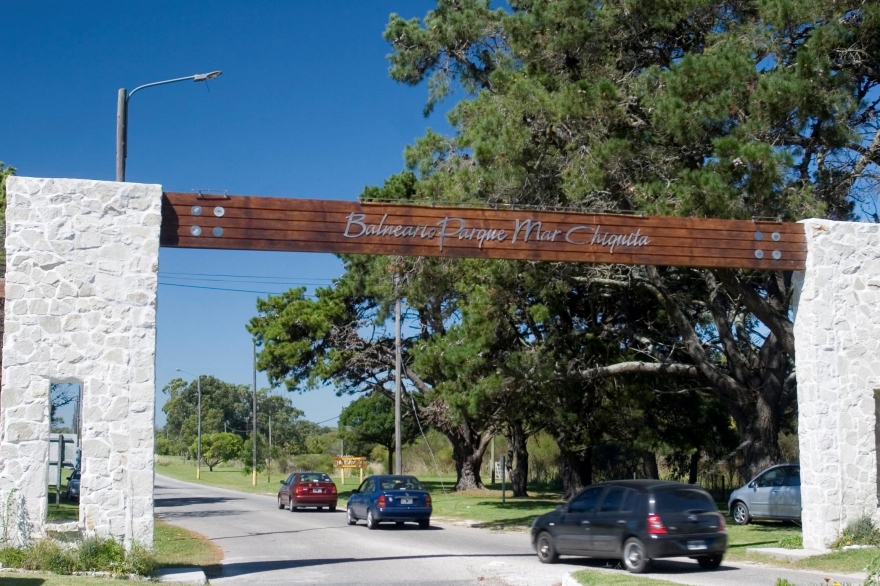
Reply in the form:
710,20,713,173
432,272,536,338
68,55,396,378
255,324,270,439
77,536,125,572
774,580,796,586
831,515,880,549
0,546,26,567
0,536,157,576
22,539,75,574
865,554,880,586
120,544,157,577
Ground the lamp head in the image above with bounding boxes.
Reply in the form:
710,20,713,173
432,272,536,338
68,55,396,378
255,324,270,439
194,71,223,82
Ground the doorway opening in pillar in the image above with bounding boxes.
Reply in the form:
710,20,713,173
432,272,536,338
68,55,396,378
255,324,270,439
48,382,82,525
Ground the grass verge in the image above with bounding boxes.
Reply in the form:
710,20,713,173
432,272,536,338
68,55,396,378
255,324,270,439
572,569,684,585
0,572,145,585
154,519,223,569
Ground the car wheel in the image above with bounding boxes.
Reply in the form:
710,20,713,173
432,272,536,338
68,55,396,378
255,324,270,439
366,508,379,530
622,537,651,573
418,519,430,529
289,498,297,512
277,496,284,510
697,554,723,570
329,505,337,512
732,501,751,525
347,507,357,525
536,531,559,564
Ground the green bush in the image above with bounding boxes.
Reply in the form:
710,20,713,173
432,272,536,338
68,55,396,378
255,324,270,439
76,535,126,571
291,453,335,474
0,536,156,576
0,545,26,567
22,539,75,574
865,554,880,586
774,580,796,586
831,515,880,549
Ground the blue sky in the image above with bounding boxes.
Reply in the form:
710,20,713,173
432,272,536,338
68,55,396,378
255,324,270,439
2,1,452,426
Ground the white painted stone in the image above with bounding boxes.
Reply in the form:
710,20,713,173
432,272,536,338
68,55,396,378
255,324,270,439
793,219,880,550
1,177,160,548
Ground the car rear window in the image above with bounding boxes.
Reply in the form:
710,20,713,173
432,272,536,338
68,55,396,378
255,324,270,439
654,488,716,514
299,473,331,482
378,477,424,490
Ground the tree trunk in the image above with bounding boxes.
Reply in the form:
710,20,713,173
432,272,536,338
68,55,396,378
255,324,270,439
641,451,659,479
507,420,529,497
559,446,592,500
687,451,700,484
452,440,486,490
733,394,783,481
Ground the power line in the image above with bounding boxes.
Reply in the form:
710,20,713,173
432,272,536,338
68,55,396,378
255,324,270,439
159,275,333,286
159,271,337,281
158,282,318,297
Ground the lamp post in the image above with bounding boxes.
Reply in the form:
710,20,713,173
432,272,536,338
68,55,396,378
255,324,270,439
116,71,222,181
176,368,202,480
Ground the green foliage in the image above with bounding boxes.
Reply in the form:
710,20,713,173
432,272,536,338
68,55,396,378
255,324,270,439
0,536,156,577
773,580,796,586
831,515,880,549
339,392,420,470
291,453,335,474
196,432,243,471
161,377,307,458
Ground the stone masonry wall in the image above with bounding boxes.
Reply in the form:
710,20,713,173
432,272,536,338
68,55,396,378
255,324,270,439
0,177,161,547
793,219,880,550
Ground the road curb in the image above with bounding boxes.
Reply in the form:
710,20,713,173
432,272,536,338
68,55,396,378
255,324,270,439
561,572,579,586
157,567,208,585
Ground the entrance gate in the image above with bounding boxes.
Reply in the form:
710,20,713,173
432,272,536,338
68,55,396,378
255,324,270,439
1,177,877,550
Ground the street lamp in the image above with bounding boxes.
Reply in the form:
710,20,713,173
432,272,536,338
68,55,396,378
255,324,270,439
176,368,203,480
116,70,222,181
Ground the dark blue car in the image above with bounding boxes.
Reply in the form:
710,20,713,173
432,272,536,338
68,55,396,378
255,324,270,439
346,475,432,529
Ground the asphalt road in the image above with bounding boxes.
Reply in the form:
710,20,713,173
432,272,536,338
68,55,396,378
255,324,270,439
155,475,864,586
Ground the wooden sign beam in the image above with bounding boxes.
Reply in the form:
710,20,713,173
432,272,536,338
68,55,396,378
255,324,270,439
160,193,807,270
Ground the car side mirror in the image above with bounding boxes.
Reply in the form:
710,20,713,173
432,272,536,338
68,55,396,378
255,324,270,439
748,481,757,489
280,480,285,484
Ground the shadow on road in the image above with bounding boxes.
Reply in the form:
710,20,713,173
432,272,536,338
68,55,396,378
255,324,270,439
564,556,737,576
155,495,243,508
208,552,533,579
157,509,246,520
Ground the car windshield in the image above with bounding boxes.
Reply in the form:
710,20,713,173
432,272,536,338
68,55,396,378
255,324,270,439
69,473,80,481
378,477,424,490
299,473,331,482
654,488,715,514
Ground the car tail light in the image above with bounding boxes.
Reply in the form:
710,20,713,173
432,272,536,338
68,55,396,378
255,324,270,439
647,514,668,535
425,494,432,507
377,495,386,508
717,513,726,531
330,485,337,493
295,485,304,495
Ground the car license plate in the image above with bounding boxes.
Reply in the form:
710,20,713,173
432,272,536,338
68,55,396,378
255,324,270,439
313,488,323,493
687,540,707,551
401,498,413,505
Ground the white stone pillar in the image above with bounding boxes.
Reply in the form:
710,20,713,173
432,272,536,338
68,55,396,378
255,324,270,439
793,219,880,550
1,177,161,547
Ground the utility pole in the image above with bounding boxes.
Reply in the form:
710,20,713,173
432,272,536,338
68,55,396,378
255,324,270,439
394,275,403,475
490,436,496,484
268,416,272,483
252,340,258,487
196,375,202,480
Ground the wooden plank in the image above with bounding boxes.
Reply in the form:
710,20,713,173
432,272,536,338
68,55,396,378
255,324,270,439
161,193,808,270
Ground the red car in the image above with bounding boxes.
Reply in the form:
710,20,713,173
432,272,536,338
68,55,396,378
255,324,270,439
278,471,338,512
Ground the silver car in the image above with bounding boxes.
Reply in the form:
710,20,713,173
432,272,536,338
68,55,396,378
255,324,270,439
728,463,800,524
